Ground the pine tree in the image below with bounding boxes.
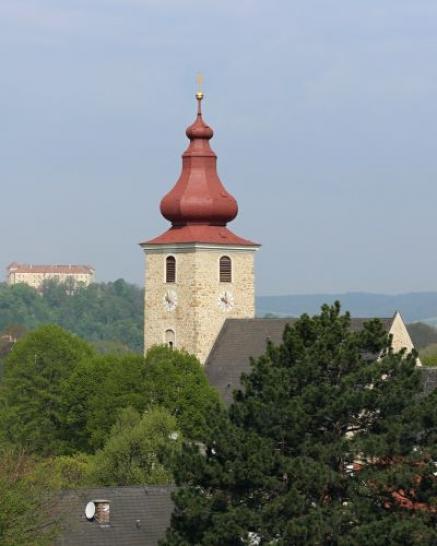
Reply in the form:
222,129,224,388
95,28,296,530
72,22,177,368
161,304,437,546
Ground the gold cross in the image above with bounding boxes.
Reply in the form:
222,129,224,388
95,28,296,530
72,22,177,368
196,73,204,101
196,72,204,93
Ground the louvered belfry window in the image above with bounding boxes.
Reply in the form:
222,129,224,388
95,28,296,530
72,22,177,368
219,256,232,283
166,256,176,283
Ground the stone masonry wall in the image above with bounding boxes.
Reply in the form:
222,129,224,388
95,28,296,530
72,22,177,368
144,247,256,363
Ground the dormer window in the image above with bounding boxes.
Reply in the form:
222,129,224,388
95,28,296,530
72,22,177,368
219,256,232,283
166,256,176,283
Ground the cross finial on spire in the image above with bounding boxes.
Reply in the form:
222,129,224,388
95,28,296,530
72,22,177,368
196,73,204,114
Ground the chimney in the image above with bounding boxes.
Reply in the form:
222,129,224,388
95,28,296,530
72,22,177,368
94,499,110,525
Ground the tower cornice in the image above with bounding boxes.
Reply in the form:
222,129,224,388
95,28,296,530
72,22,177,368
140,242,260,253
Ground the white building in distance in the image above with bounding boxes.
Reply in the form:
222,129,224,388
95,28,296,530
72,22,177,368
6,263,95,290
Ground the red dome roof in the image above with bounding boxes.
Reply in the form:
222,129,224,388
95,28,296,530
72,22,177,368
142,95,258,247
160,97,238,226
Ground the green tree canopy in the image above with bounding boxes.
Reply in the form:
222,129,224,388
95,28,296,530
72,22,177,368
0,325,93,454
0,278,144,352
142,346,220,440
62,346,220,452
91,406,181,486
0,283,50,330
61,352,149,451
39,407,183,489
0,449,58,546
0,327,218,457
162,304,437,546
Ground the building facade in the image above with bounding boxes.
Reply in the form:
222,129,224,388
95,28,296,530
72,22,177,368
140,93,259,363
6,263,95,290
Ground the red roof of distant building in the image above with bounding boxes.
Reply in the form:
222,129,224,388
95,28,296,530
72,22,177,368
7,263,95,274
142,94,258,247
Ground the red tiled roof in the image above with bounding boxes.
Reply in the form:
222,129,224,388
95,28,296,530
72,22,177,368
7,263,94,274
141,225,259,247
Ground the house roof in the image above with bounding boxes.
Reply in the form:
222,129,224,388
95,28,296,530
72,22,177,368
7,263,94,275
204,316,407,405
55,486,174,546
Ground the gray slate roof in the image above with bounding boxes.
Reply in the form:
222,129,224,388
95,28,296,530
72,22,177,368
204,317,437,405
56,486,174,546
205,318,294,405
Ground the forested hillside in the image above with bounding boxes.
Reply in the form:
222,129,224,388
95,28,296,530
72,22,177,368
0,279,144,353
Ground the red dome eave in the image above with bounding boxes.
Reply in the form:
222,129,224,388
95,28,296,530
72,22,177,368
141,225,259,247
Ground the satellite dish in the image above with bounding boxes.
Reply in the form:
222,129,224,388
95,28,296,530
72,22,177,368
85,501,96,520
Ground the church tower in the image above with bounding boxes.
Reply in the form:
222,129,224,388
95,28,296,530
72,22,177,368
140,91,259,363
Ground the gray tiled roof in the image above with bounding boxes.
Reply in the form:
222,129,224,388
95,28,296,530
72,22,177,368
205,317,395,405
55,486,174,546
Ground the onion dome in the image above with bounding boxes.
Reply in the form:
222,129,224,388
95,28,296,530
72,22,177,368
142,92,258,247
160,93,238,226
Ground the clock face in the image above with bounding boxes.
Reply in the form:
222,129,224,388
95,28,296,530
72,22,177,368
218,291,234,311
163,290,177,311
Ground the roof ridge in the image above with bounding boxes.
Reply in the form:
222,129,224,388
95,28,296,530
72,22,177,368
62,484,176,493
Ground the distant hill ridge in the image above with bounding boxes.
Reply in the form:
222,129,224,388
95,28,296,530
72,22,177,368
256,292,437,324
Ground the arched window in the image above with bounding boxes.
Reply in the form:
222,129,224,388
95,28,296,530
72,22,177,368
165,329,175,349
219,256,232,283
166,256,176,283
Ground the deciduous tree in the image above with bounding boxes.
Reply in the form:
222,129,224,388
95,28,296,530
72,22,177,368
0,449,58,546
142,346,221,440
91,406,181,486
62,346,220,452
0,325,93,454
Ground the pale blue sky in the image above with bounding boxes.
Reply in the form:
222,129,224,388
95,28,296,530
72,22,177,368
1,0,436,295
